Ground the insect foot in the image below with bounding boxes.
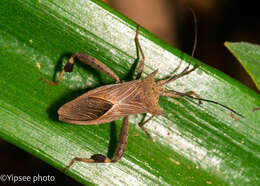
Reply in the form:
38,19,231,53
63,155,112,171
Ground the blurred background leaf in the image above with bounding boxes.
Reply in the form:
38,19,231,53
225,42,260,91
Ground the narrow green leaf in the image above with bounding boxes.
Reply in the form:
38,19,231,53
0,0,260,185
225,41,260,90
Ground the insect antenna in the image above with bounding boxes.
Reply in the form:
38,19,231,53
157,7,198,86
181,7,198,74
168,90,244,118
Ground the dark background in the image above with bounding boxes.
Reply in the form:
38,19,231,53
1,0,259,185
109,0,260,92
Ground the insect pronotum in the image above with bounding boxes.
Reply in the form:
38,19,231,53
42,10,243,170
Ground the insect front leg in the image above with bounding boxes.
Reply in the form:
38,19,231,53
138,115,155,138
135,26,156,138
137,91,201,138
157,65,200,86
135,25,145,80
161,90,202,104
42,53,120,86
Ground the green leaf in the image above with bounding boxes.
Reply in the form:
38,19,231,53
225,41,260,91
0,0,260,185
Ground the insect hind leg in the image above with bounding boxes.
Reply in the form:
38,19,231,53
64,117,129,169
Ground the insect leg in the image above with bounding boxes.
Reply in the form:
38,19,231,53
63,154,112,171
162,90,202,104
111,116,129,162
138,115,155,138
42,53,120,86
63,116,129,169
135,25,145,80
253,107,260,111
156,65,200,86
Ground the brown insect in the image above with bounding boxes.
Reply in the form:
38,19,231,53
252,107,260,112
42,12,243,170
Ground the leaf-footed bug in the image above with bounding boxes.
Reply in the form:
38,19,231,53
42,9,243,170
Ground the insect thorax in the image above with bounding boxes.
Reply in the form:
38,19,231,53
142,71,163,115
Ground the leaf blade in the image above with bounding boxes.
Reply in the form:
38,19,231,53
0,0,260,185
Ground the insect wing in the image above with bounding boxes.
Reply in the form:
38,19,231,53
58,80,148,125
